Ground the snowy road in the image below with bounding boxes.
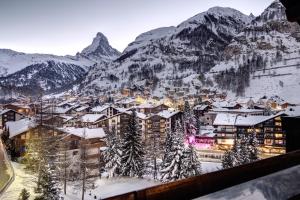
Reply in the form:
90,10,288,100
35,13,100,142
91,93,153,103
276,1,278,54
0,139,14,197
0,162,36,200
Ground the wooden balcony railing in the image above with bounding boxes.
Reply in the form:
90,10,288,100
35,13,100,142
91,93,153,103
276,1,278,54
104,150,300,200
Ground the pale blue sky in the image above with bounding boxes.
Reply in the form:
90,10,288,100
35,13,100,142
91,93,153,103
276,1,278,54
0,0,274,55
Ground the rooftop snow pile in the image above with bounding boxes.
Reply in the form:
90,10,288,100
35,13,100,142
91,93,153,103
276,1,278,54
6,118,35,138
63,127,106,139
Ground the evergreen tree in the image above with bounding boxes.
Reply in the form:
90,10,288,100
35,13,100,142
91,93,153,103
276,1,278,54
121,109,144,177
18,188,30,200
222,132,259,169
246,131,259,163
104,128,122,178
222,150,234,169
183,101,197,138
183,144,201,177
160,121,187,182
34,164,60,200
237,134,250,165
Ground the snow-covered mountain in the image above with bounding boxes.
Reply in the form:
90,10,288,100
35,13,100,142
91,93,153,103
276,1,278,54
81,6,252,95
80,32,120,61
2,1,300,103
208,0,300,102
0,32,118,99
80,1,300,103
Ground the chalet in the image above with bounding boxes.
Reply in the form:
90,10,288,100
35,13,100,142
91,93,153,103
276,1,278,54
51,106,77,115
0,109,24,129
146,110,182,145
235,113,287,155
91,105,119,117
74,105,91,115
213,113,237,149
61,127,106,177
3,104,31,116
42,115,76,127
213,112,287,154
5,119,65,157
133,103,169,115
193,105,212,119
96,110,147,139
115,98,138,108
80,114,107,128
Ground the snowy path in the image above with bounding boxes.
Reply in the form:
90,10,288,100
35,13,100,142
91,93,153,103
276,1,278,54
0,139,14,198
0,161,221,200
0,162,37,200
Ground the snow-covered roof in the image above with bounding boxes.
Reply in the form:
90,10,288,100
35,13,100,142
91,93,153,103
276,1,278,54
60,115,74,122
215,113,285,126
235,115,272,126
213,113,237,126
284,106,300,117
211,108,264,114
114,107,130,113
81,114,106,123
193,105,210,111
135,103,156,109
6,118,36,138
136,112,147,120
53,106,74,114
75,105,90,112
157,110,179,119
63,127,106,139
91,105,109,113
0,109,13,115
117,98,136,104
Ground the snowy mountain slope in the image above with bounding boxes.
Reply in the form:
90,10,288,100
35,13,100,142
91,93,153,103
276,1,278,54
0,32,119,98
81,7,252,95
207,0,300,102
80,1,300,103
0,49,94,77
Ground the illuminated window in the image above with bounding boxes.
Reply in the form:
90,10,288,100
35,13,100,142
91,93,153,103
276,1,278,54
265,139,273,145
275,140,284,145
275,122,282,126
275,133,283,138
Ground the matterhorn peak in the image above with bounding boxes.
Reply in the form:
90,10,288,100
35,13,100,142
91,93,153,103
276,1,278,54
81,32,120,60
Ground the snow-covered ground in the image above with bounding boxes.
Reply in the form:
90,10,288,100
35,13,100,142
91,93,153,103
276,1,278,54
201,162,222,173
63,178,159,200
1,162,37,200
1,161,221,200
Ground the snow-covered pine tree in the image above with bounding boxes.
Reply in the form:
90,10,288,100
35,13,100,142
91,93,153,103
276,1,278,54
237,134,250,165
160,120,186,182
183,144,201,177
18,188,30,200
222,131,259,169
121,109,144,177
34,164,60,200
183,101,192,123
229,136,240,167
222,150,234,169
246,130,259,163
104,128,122,178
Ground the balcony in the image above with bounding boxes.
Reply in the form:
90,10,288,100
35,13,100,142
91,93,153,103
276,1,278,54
103,150,300,200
